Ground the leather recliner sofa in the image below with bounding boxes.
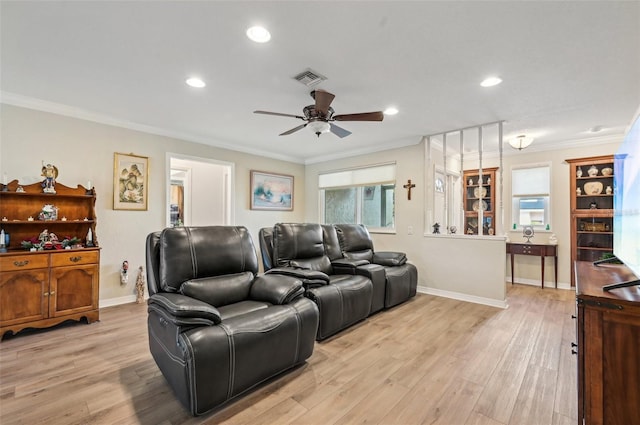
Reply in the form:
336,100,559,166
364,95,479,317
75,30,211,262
334,223,418,308
264,223,373,341
145,226,319,415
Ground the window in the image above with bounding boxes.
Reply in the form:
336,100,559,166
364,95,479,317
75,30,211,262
511,164,551,230
319,163,396,231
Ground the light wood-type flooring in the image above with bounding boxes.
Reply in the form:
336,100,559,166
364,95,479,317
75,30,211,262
0,284,577,425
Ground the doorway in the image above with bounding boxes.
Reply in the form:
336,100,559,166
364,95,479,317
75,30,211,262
166,154,234,227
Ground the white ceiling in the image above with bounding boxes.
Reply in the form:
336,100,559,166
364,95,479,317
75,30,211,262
2,1,639,164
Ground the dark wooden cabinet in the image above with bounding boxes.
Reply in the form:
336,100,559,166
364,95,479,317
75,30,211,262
575,261,640,425
463,167,497,235
0,180,100,338
566,156,615,286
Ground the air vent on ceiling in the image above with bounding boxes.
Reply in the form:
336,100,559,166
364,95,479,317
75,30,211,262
293,68,327,87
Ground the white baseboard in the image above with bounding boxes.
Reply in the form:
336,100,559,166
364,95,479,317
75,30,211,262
417,285,509,309
99,295,138,308
506,277,573,291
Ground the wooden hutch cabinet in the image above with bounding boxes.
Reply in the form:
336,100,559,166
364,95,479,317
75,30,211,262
463,167,498,235
566,155,615,286
575,261,640,425
0,180,99,338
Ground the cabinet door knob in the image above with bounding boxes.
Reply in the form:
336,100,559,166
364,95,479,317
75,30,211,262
43,292,49,296
13,260,30,267
50,291,55,295
70,256,82,262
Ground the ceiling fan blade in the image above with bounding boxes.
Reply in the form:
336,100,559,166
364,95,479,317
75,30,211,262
333,111,384,122
254,110,305,120
279,123,308,136
312,89,335,117
329,123,352,138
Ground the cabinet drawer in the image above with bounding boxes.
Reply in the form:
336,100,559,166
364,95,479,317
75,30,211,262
51,251,99,267
0,254,49,272
509,244,543,256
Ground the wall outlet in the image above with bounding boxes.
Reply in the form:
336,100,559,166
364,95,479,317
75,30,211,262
408,225,413,235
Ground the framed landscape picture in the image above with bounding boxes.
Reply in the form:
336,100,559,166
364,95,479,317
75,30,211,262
250,170,294,211
113,152,149,210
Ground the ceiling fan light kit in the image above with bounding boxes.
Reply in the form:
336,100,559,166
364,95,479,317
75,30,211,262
254,89,383,138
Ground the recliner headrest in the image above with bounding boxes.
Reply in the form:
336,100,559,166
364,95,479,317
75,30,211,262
158,226,258,292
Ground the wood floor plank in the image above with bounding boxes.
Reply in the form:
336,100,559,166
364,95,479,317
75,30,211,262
0,284,578,425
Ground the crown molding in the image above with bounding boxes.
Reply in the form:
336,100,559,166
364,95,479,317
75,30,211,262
0,91,307,164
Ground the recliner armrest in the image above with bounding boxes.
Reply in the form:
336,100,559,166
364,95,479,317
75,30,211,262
373,251,407,266
266,267,330,287
148,293,222,325
250,274,305,305
331,258,370,275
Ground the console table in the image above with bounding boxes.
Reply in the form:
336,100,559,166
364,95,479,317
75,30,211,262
506,242,557,288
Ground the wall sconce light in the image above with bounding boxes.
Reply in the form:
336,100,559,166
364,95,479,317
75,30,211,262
509,135,534,150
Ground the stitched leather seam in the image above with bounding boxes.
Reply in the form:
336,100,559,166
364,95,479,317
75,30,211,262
181,334,199,414
221,324,235,399
186,227,197,278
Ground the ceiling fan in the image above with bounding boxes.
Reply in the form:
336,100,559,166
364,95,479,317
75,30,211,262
254,89,384,138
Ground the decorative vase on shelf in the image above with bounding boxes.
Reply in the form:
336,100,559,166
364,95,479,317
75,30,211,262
549,234,558,245
606,185,613,194
588,165,598,177
576,167,583,178
576,187,582,195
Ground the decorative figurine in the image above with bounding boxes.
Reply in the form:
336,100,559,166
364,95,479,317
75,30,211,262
432,222,440,234
41,162,59,194
468,178,473,185
576,187,582,195
606,185,613,194
549,233,558,245
16,186,24,193
448,225,457,234
576,167,583,178
590,201,598,209
588,165,598,177
136,266,146,304
38,204,58,221
86,228,94,247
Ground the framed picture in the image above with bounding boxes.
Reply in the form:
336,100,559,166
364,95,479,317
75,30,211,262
250,170,294,211
113,152,149,210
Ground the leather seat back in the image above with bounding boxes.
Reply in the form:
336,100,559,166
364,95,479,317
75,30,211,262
322,224,343,261
335,224,374,261
273,223,332,274
157,226,259,293
258,227,274,271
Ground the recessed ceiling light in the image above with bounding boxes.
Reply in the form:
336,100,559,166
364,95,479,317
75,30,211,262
480,77,502,87
186,77,206,88
246,26,271,43
384,107,399,116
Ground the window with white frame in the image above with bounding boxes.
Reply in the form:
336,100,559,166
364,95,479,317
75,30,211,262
319,163,396,230
511,164,551,230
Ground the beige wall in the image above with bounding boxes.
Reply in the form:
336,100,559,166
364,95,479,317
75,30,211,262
0,104,305,304
0,103,623,305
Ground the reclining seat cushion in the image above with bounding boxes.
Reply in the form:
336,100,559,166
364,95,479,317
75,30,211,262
159,226,259,293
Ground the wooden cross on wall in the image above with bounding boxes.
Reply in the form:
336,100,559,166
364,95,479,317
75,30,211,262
403,179,416,200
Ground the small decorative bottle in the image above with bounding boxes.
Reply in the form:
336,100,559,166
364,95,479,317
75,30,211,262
576,167,583,178
606,185,613,194
588,165,598,177
576,187,582,195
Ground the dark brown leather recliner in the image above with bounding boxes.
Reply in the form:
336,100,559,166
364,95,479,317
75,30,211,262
334,224,418,308
265,223,373,340
146,226,319,415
